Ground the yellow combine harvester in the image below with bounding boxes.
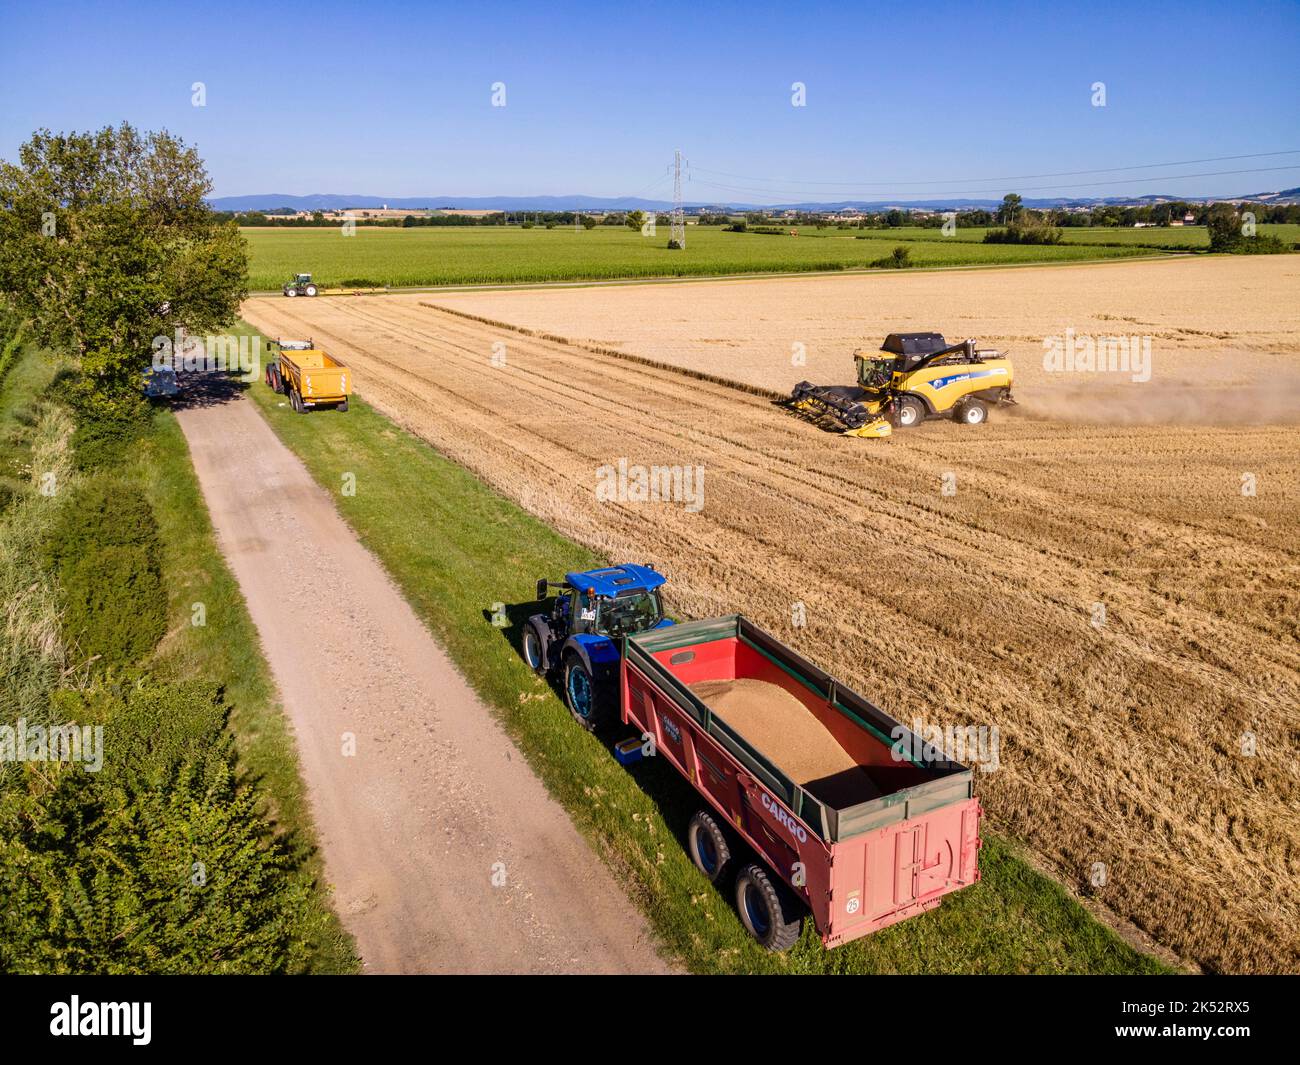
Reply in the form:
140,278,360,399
790,332,1015,438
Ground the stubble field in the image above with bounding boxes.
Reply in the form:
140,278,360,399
242,254,1300,974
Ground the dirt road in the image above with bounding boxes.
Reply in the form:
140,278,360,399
242,275,1300,975
175,391,672,974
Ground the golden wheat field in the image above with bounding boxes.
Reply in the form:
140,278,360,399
242,255,1300,974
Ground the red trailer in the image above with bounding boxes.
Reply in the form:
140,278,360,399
621,616,982,950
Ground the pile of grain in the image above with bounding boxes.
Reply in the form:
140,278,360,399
689,678,880,807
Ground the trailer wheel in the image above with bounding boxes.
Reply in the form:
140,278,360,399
563,655,605,731
955,397,988,425
336,398,349,412
734,863,803,952
895,395,925,428
687,810,732,883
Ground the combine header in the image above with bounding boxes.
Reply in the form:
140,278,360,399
791,332,1015,438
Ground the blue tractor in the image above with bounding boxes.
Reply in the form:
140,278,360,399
523,564,672,730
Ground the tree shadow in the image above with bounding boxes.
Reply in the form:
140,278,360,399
166,370,254,410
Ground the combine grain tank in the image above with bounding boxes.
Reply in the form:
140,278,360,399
622,615,982,950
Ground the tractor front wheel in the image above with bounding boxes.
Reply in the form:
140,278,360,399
523,627,545,674
285,288,297,297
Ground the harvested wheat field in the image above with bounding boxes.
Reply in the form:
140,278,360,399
242,255,1300,974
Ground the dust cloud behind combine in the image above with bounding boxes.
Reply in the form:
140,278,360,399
243,254,1300,974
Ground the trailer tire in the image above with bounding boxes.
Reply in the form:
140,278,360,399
337,398,349,412
895,395,926,429
563,655,606,731
687,810,732,883
734,863,803,952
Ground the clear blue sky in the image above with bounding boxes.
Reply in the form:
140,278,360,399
3,0,1298,203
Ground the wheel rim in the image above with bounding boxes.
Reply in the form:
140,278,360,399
900,404,917,426
966,407,983,424
696,828,718,875
567,667,592,718
524,631,540,669
742,881,770,937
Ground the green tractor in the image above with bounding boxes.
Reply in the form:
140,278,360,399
283,273,319,297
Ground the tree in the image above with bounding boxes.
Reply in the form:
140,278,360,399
625,209,647,232
0,124,248,418
996,193,1024,224
1205,202,1242,251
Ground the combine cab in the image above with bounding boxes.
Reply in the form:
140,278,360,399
791,332,1015,437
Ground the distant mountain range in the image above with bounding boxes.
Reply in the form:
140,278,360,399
209,187,1300,213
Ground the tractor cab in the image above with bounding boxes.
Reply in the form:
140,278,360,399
524,564,671,730
536,564,667,640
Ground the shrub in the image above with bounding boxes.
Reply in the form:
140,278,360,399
41,479,166,671
870,245,914,269
0,682,313,974
983,223,1063,245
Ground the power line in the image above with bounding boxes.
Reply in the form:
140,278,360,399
689,164,1300,200
689,150,1300,191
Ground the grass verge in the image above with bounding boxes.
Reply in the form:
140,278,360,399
237,320,1171,974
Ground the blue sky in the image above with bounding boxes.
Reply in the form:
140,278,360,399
2,0,1298,203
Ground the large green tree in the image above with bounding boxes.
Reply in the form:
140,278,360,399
0,124,248,415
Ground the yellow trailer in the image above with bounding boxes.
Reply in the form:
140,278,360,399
265,339,351,413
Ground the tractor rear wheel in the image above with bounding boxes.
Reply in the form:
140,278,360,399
734,863,803,951
955,397,988,425
895,396,926,429
305,285,318,296
687,810,732,883
563,655,606,732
